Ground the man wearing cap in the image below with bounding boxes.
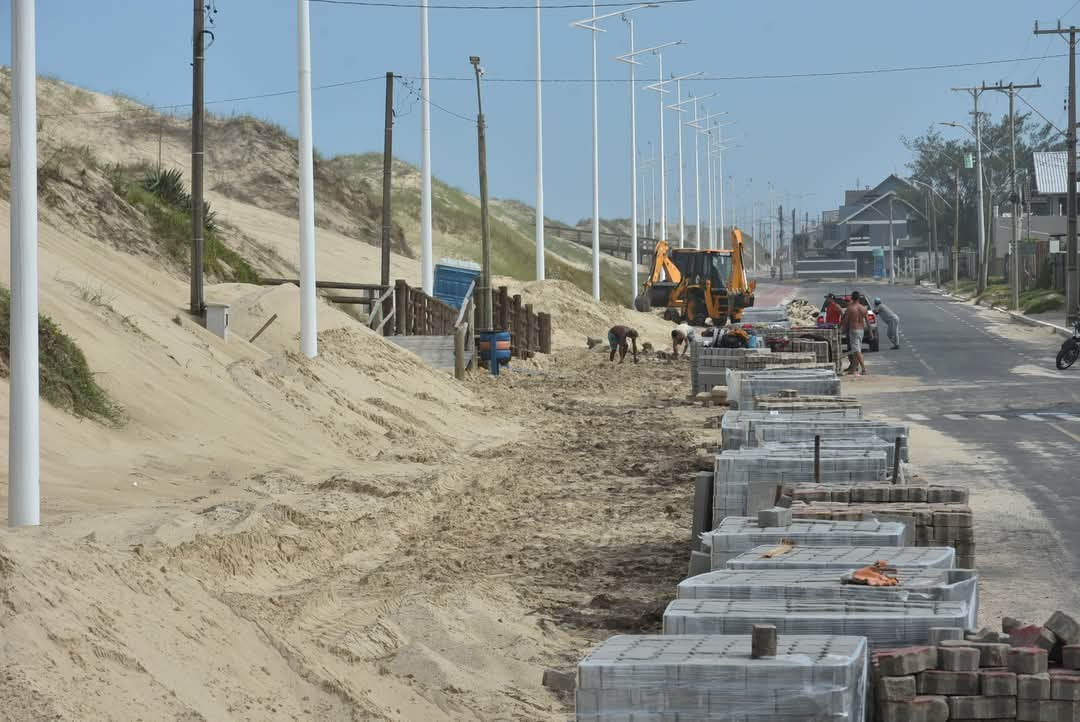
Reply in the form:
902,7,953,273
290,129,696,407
873,297,900,350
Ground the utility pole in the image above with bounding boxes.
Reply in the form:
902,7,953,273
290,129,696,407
751,200,757,270
888,195,895,284
985,80,1041,308
297,0,317,358
1036,22,1077,321
954,167,961,289
535,0,545,281
692,97,701,249
778,204,784,281
420,0,434,295
191,0,206,318
471,56,493,331
952,84,989,293
675,77,685,248
380,72,394,294
792,207,797,279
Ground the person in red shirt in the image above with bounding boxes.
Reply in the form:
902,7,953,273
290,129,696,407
824,294,843,325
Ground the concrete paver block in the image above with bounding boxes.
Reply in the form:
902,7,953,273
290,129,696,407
1063,644,1080,671
947,695,1017,720
1045,611,1080,645
938,646,980,672
757,506,792,528
1008,647,1050,675
917,670,979,696
1016,699,1080,722
928,627,966,645
1017,672,1051,700
1011,624,1060,653
876,647,939,677
980,670,1018,696
1051,672,1080,701
881,695,949,722
880,675,917,702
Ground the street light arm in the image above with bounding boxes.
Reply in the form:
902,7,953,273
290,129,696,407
616,39,683,62
669,91,720,111
572,2,656,29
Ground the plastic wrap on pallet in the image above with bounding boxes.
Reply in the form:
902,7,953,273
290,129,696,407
726,368,841,410
677,568,979,630
744,420,910,462
721,409,863,450
725,545,956,571
576,634,867,722
702,517,910,570
662,598,970,651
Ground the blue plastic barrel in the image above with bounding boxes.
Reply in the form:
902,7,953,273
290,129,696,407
434,261,481,310
477,330,512,376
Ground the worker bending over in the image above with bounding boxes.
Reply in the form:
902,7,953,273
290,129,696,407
671,322,695,358
608,325,640,364
873,297,900,350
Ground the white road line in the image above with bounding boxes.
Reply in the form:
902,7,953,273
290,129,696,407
906,414,930,421
1019,414,1045,422
979,414,1006,421
1050,413,1080,422
944,414,967,421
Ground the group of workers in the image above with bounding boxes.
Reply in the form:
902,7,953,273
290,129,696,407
822,291,900,376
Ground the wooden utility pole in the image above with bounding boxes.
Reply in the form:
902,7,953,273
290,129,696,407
778,204,784,281
1035,21,1078,323
985,80,1041,309
471,56,493,330
190,0,206,317
954,167,961,289
380,72,394,291
792,207,797,279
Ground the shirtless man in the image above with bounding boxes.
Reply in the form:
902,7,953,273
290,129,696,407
608,325,640,363
840,293,870,375
671,322,695,358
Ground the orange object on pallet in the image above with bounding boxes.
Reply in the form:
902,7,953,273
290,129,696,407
846,561,900,587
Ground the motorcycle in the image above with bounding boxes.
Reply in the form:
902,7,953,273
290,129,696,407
1056,320,1080,370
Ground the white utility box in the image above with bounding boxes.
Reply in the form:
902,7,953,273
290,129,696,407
206,303,230,341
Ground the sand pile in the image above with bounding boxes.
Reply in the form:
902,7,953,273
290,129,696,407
505,279,674,350
787,298,821,327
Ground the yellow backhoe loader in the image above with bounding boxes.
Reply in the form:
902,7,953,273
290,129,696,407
634,228,757,325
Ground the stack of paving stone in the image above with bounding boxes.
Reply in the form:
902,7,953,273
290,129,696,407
690,344,820,394
784,484,975,569
721,408,864,450
712,448,889,521
576,634,868,722
724,545,957,571
741,418,911,463
871,641,1080,722
726,368,843,410
700,516,909,570
663,599,970,651
755,392,863,412
790,337,833,364
677,568,979,628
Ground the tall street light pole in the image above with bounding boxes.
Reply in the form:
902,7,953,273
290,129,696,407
420,0,433,294
951,85,988,293
645,67,700,247
535,0,545,281
9,0,40,527
616,33,679,306
669,89,717,249
298,0,318,358
687,107,726,249
572,2,656,301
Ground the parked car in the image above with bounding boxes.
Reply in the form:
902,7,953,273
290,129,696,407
816,294,879,353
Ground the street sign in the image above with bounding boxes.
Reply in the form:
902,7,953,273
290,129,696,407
964,153,975,169
1051,239,1063,254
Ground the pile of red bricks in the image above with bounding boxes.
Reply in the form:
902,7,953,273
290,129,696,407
872,614,1080,721
786,483,975,568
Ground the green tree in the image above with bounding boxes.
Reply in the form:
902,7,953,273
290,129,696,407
901,113,1062,253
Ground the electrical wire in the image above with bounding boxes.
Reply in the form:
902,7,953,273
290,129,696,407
1016,93,1067,138
310,0,695,8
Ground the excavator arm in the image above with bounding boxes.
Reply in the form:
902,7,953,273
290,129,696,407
728,228,757,295
646,240,682,286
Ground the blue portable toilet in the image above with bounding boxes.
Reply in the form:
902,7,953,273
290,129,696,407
434,258,482,309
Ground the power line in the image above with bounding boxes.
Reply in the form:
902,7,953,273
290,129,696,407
403,52,1071,83
1016,92,1067,137
309,0,694,8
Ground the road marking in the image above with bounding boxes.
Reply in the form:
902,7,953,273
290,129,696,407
1048,422,1080,444
1050,413,1080,422
944,414,967,421
1019,414,1045,422
978,414,1006,421
906,414,930,421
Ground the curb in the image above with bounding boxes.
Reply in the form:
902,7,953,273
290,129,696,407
926,284,1072,339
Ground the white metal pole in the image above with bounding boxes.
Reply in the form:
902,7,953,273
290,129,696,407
627,18,639,305
705,130,714,249
590,0,601,301
718,148,725,249
9,0,40,528
657,52,667,244
420,0,434,294
751,201,757,270
535,0,545,281
649,142,656,238
692,98,701,250
675,79,685,248
298,0,318,359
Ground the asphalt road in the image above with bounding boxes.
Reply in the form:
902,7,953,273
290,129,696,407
794,280,1080,596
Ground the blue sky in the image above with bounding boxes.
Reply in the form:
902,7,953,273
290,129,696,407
3,0,1078,230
